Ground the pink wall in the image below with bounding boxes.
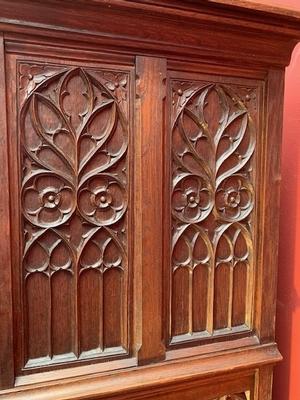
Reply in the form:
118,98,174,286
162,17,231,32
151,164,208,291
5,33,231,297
273,39,300,400
238,2,300,399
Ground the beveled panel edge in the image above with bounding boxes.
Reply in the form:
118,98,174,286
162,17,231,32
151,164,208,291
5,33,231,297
15,357,138,387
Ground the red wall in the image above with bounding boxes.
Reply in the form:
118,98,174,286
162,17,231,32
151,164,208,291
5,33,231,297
255,1,300,399
273,37,300,400
240,2,300,399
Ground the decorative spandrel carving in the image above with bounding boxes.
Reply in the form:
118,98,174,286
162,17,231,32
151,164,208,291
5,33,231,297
171,78,256,341
19,62,130,367
218,392,249,400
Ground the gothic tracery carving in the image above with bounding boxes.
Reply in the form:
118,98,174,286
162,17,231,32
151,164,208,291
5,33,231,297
171,79,256,339
19,63,129,364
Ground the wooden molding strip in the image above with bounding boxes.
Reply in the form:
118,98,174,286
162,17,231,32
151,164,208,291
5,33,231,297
0,1,299,66
0,343,281,400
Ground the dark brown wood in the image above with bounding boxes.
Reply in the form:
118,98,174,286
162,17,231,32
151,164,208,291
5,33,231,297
0,32,14,389
207,0,300,18
6,54,135,376
254,69,285,343
168,71,259,346
0,0,299,68
0,0,298,399
254,365,274,400
0,343,280,399
135,56,166,364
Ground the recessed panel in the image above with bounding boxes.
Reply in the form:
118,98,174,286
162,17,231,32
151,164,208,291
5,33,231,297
18,62,131,369
169,74,259,344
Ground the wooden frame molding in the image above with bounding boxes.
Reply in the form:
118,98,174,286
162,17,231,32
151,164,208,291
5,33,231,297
0,32,14,390
135,56,166,364
0,343,281,399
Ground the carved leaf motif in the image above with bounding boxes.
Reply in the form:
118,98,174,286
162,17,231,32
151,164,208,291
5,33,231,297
19,63,129,364
21,66,128,229
19,63,66,104
171,79,256,339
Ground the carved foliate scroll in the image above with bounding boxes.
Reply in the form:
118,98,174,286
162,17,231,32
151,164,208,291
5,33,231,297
19,63,130,367
171,79,256,342
218,392,249,400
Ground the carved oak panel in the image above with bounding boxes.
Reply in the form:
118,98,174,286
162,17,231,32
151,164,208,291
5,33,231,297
170,77,258,343
18,62,131,368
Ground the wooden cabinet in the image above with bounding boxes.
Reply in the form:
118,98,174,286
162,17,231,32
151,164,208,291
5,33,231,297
0,1,299,399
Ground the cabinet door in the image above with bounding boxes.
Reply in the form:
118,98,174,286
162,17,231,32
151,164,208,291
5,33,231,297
6,55,134,376
165,67,264,347
2,49,170,387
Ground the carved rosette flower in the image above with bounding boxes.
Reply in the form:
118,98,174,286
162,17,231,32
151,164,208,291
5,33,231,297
78,175,126,226
22,175,75,227
216,176,253,221
18,63,130,361
172,175,212,223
